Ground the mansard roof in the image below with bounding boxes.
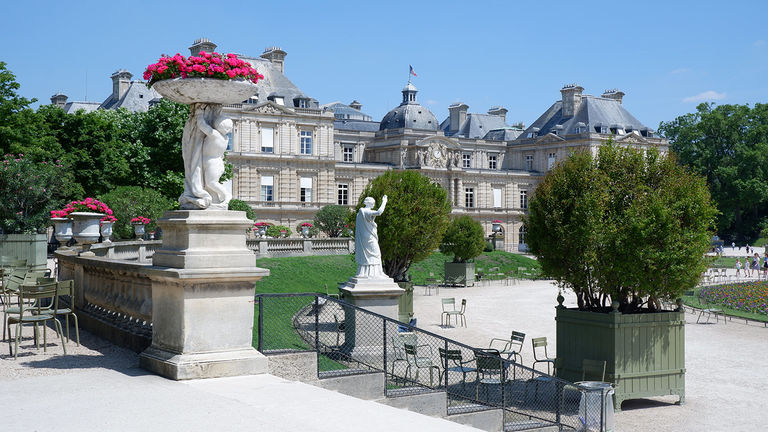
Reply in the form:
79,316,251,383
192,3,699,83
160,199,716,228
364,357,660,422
440,113,509,139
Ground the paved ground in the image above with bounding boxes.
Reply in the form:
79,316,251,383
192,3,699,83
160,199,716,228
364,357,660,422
412,279,768,432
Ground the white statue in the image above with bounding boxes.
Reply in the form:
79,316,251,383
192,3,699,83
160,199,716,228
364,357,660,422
179,103,232,210
355,195,388,278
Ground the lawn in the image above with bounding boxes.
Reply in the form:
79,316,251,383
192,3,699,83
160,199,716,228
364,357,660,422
254,250,541,293
682,282,768,323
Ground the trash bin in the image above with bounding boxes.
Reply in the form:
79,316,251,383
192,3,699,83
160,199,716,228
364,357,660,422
576,381,615,432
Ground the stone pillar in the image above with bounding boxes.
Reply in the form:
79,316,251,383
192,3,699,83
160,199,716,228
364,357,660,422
139,210,269,380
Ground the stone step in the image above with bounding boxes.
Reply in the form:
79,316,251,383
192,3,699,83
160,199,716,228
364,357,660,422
377,389,447,418
314,371,386,400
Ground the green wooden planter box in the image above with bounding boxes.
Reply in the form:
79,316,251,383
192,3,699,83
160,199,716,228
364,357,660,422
555,306,685,411
0,233,47,267
444,262,475,287
397,281,414,323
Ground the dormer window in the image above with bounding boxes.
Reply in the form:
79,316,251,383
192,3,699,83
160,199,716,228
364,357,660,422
595,126,608,134
268,95,284,106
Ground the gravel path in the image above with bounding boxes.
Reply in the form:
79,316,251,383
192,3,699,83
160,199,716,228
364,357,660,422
412,279,768,432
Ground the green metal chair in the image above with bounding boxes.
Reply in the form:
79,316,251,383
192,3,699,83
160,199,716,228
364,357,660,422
475,349,505,402
404,342,439,386
48,280,80,346
489,330,525,363
390,332,416,382
441,298,455,326
7,280,67,358
532,337,556,374
444,299,467,327
438,347,477,387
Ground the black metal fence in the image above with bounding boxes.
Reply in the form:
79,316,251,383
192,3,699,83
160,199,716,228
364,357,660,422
255,293,609,432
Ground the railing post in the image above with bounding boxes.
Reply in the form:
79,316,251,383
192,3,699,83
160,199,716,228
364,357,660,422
444,340,449,390
315,296,320,377
600,387,605,432
382,317,388,383
257,295,264,352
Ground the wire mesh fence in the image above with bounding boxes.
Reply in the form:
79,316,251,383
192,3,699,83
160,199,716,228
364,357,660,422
255,293,610,431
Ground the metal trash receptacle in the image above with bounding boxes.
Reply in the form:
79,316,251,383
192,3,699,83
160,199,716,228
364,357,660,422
576,381,614,432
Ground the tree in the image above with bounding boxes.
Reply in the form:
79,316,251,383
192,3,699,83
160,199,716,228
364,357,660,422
0,62,37,154
440,216,485,263
525,143,717,312
314,205,352,237
0,154,72,233
98,186,176,239
356,170,451,282
228,198,255,220
659,103,768,242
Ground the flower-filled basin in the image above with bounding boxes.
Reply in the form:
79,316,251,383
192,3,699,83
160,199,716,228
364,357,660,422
152,78,258,105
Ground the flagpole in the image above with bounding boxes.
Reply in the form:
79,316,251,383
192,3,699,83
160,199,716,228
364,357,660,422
407,65,411,84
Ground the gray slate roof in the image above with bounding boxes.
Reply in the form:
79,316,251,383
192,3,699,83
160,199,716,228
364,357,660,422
240,56,318,108
379,83,439,131
321,102,373,121
100,82,161,112
440,113,509,139
63,101,101,114
334,119,380,132
483,127,524,141
520,95,651,138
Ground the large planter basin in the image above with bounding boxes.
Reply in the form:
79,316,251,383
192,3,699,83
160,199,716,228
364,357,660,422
152,78,258,105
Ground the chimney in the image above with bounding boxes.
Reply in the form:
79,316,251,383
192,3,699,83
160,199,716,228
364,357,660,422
602,89,625,104
560,83,584,118
50,93,68,108
349,100,362,111
488,106,508,122
189,37,217,56
448,102,469,133
110,70,133,101
261,46,287,74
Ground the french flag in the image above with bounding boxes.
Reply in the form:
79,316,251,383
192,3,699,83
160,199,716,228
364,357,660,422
409,65,417,77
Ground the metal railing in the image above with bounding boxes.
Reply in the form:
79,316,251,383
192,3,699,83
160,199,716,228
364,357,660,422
255,293,609,431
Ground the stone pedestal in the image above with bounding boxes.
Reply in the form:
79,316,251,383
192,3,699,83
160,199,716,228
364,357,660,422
139,210,269,380
338,276,404,362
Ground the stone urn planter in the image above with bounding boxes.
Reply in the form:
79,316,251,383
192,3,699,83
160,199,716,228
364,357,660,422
301,227,310,238
555,301,685,411
70,212,105,245
100,222,114,243
133,223,147,239
491,220,502,233
52,217,73,244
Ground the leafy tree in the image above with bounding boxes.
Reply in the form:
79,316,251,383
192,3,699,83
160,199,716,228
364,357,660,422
98,186,176,239
0,62,37,154
526,143,717,312
314,205,352,237
0,154,72,233
659,103,768,242
440,216,485,263
228,198,255,220
356,170,451,282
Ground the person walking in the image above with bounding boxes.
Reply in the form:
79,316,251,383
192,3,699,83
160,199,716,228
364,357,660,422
745,256,752,277
751,253,760,278
763,252,768,279
735,259,742,278
732,241,736,250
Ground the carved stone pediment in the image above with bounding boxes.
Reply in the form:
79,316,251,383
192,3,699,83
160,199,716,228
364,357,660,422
251,101,297,116
535,133,566,144
416,136,461,168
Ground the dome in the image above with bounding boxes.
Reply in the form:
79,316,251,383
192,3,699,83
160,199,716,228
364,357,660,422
379,82,439,131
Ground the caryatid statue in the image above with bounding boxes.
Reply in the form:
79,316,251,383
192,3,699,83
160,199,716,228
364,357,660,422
354,195,388,278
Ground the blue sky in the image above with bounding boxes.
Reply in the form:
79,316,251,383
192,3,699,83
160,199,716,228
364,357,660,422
3,0,766,130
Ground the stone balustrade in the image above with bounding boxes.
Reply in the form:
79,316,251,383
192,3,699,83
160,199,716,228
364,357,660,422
246,237,354,258
57,247,155,351
89,240,161,262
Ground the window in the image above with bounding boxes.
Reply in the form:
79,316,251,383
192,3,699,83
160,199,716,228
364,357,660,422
261,176,274,202
298,99,308,108
488,155,497,170
519,225,527,244
493,188,502,208
337,184,349,205
462,154,471,168
274,96,284,106
226,132,233,151
465,187,475,208
261,127,273,153
547,152,556,170
300,131,313,154
595,126,608,134
520,190,528,209
300,177,312,203
525,155,534,171
343,146,354,163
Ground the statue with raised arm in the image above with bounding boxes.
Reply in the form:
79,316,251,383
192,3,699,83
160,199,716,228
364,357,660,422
355,195,388,278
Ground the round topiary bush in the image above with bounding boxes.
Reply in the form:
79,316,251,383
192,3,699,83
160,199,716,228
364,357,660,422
440,216,486,263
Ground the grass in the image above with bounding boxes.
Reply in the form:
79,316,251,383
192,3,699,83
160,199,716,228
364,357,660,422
255,250,541,293
681,285,768,323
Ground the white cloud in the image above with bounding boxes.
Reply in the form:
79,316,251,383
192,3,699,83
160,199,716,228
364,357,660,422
755,40,766,47
683,90,726,103
426,99,439,106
